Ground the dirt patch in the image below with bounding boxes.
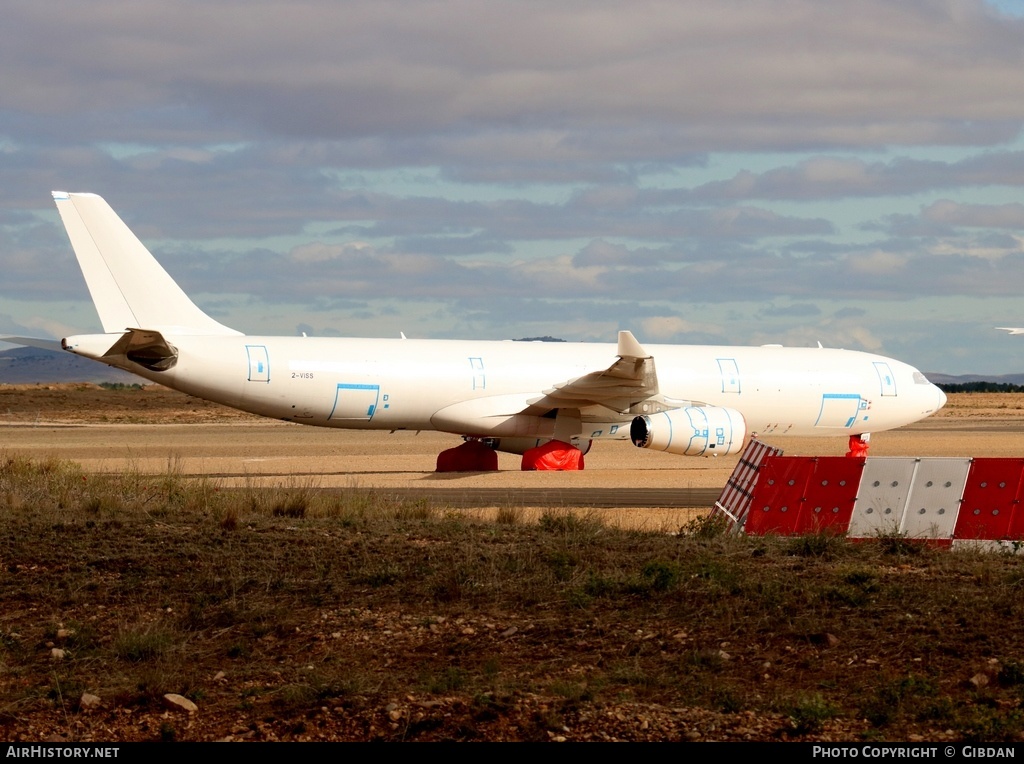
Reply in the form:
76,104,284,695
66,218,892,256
2,387,1024,741
3,457,1024,742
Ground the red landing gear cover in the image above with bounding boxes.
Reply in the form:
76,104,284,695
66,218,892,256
435,440,499,472
521,440,585,471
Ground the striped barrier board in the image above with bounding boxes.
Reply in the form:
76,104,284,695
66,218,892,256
713,438,783,530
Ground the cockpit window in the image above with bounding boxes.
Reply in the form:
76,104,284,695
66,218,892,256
913,372,932,385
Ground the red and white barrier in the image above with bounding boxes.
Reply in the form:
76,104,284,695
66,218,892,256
721,447,1024,544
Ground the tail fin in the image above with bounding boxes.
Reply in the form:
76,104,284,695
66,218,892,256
51,192,241,336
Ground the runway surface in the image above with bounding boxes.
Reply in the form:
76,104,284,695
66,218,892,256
3,411,1022,510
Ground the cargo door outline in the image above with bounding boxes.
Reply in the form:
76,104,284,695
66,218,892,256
873,361,897,397
814,393,863,429
246,345,270,383
717,358,740,394
329,383,381,421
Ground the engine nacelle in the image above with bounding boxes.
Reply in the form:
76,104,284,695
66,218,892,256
630,406,746,457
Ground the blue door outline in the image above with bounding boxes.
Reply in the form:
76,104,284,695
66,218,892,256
329,383,381,421
246,345,270,382
717,358,740,394
815,393,863,429
873,361,897,397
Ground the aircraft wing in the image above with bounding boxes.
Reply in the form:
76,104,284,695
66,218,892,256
433,331,660,439
526,330,659,414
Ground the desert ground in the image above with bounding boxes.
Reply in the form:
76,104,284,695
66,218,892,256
2,385,1024,742
1,384,1020,526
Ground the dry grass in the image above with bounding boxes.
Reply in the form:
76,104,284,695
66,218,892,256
933,392,1024,418
3,453,1024,741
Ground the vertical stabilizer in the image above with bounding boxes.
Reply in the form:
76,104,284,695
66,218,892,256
51,192,241,336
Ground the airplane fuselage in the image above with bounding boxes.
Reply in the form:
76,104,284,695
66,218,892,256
64,333,945,443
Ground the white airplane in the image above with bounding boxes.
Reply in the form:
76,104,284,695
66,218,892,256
3,191,947,470
997,327,1024,335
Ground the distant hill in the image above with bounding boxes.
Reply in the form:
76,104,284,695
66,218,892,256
0,346,144,385
926,372,1024,386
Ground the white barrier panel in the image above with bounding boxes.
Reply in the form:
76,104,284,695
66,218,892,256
846,458,971,540
898,458,971,540
848,458,918,538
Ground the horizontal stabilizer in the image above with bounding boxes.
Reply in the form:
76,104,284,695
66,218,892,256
0,336,64,352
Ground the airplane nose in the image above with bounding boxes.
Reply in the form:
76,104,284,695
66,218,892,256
909,368,946,414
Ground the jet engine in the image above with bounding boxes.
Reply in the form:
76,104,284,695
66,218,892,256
630,406,746,456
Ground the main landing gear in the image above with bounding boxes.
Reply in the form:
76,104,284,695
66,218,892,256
846,433,870,458
435,440,499,472
521,440,585,471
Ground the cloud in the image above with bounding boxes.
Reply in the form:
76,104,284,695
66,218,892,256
3,0,1024,375
639,316,719,341
922,199,1024,228
572,240,634,267
290,241,372,263
833,307,867,319
682,152,1024,203
4,1,1024,155
757,303,823,318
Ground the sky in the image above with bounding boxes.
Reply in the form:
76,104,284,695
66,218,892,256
2,0,1024,375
